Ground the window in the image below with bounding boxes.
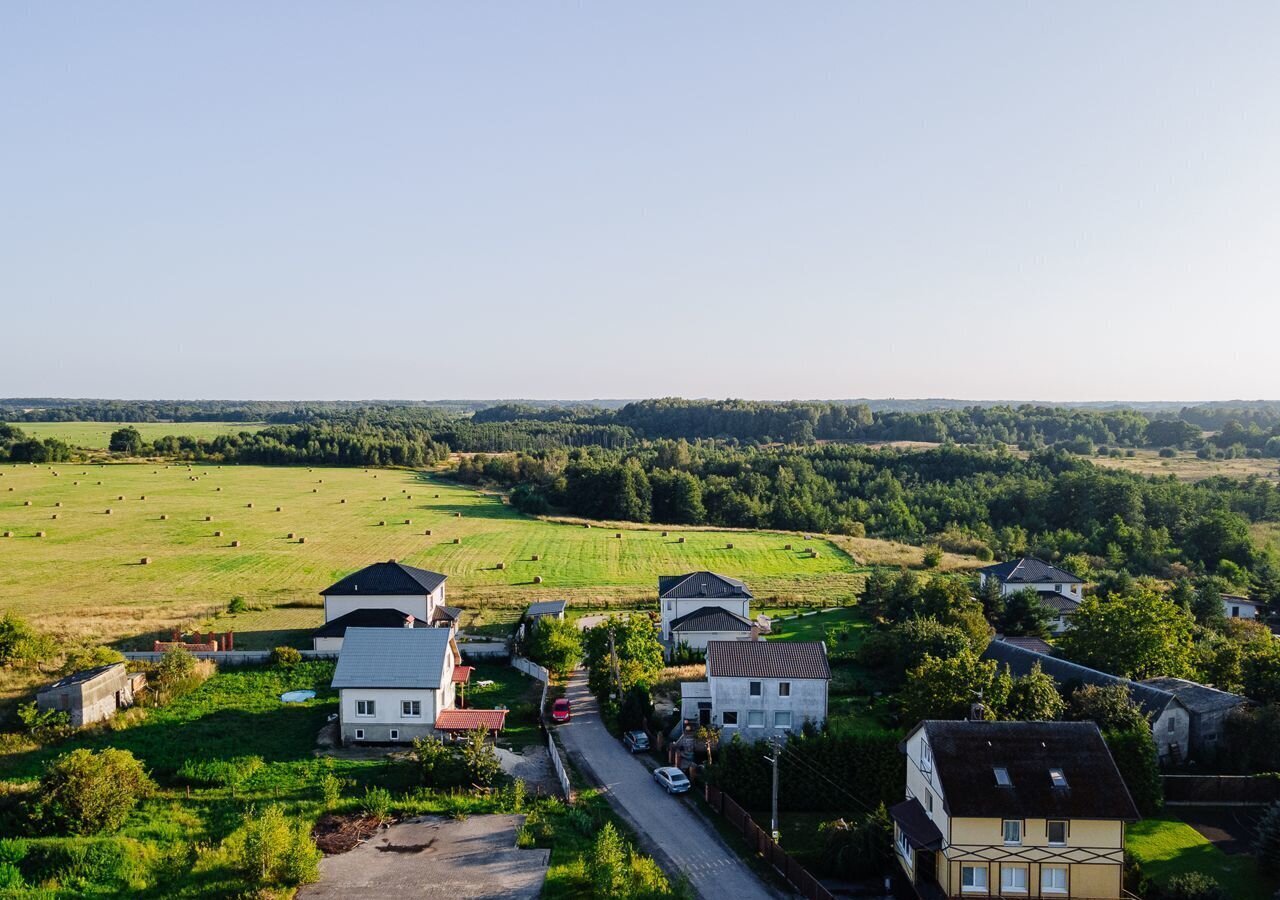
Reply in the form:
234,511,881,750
1047,820,1067,845
722,711,738,726
667,601,673,611
994,766,1011,786
895,827,913,868
1167,717,1176,733
402,700,422,717
1001,865,1028,892
354,728,365,740
778,682,791,697
356,699,376,717
1054,583,1063,593
1049,768,1068,788
774,711,792,729
1002,820,1021,845
1042,865,1068,893
390,729,399,740
920,741,933,783
749,681,762,696
961,866,987,892
1232,606,1241,617
924,791,933,814
747,710,764,728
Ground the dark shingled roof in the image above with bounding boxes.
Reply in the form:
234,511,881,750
706,640,829,680
431,605,462,624
320,560,447,596
45,663,125,690
671,606,755,633
658,572,752,600
314,607,414,639
1036,590,1082,614
1141,678,1248,715
979,557,1082,585
889,798,943,850
919,720,1139,821
982,639,1178,719
997,635,1054,654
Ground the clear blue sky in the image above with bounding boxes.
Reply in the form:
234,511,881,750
3,3,1279,401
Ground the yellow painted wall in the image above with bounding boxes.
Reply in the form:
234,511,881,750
949,816,1122,850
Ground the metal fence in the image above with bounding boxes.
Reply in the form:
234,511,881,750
704,784,834,900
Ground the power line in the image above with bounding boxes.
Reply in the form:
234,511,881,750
774,743,881,818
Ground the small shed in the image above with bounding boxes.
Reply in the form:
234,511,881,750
36,663,135,727
524,599,568,629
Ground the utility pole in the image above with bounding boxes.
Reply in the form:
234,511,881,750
608,625,620,700
764,739,781,843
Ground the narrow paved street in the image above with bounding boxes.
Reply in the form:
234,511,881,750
557,670,780,900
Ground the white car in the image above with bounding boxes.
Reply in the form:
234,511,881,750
652,766,691,795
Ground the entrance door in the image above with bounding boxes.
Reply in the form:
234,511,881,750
698,703,711,727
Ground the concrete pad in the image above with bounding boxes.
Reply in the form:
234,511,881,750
299,814,549,899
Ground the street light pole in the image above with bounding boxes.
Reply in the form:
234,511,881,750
765,739,780,843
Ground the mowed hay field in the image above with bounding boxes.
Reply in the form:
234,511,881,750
1093,448,1280,484
16,420,265,449
0,463,862,646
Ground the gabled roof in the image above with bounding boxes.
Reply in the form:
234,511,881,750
435,708,507,733
525,600,568,618
706,640,829,680
982,639,1178,719
916,720,1139,821
44,663,125,691
979,557,1081,585
314,607,414,639
671,606,755,633
1141,677,1249,715
1035,590,1082,614
432,605,462,624
1223,594,1264,608
320,560,447,596
331,627,455,690
658,572,752,601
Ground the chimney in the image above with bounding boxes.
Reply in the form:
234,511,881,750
404,615,415,629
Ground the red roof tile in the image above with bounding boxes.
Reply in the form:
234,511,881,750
452,665,474,684
434,708,507,732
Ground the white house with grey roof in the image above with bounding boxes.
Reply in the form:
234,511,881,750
1222,594,1265,621
978,557,1085,633
331,626,468,744
658,572,754,646
316,560,459,650
681,640,830,739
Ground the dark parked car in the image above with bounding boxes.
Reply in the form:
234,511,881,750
623,730,650,753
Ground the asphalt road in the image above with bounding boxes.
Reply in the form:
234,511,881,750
557,669,779,900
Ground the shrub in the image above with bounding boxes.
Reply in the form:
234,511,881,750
922,546,942,568
30,748,154,835
229,804,320,886
270,646,302,668
524,617,583,677
1159,447,1178,458
177,755,264,789
590,822,629,896
227,596,248,614
319,771,343,810
817,805,892,878
59,645,124,676
461,727,502,787
0,612,54,667
1254,801,1280,873
18,703,74,744
361,786,393,823
413,735,458,788
1163,872,1227,900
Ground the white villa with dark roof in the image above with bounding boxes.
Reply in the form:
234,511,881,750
659,572,757,649
680,640,830,739
331,626,500,744
978,557,1085,634
315,560,460,650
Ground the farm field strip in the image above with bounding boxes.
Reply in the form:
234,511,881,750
15,420,266,449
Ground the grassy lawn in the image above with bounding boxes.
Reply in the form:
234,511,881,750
16,421,266,449
1127,817,1276,900
766,607,866,643
0,463,869,645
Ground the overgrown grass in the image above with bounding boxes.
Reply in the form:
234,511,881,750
1127,817,1276,900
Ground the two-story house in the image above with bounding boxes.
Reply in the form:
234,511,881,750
680,640,829,738
978,558,1085,634
314,560,460,650
892,720,1139,899
331,625,500,744
659,572,755,650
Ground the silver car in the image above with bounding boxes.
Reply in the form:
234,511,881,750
653,766,691,794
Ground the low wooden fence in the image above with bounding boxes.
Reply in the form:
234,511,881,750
704,784,834,900
1163,774,1280,806
123,650,339,664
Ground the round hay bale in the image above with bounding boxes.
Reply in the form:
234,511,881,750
402,489,407,493
784,543,793,550
453,538,461,544
532,554,540,561
583,523,590,529
340,499,346,504
312,488,318,493
381,496,388,501
23,500,31,506
454,512,462,518
407,495,413,500
434,494,440,499
205,515,212,521
118,496,124,501
231,540,240,547
36,531,45,538
105,508,112,515
140,495,146,500
2,531,10,538
496,562,505,570
140,557,150,565
726,542,734,549
661,531,668,537
216,487,222,492
373,474,378,479
425,529,432,535
287,532,296,539
379,520,386,526
616,532,623,539
160,514,168,520
534,576,543,584
97,481,102,485
55,501,62,508
246,503,253,508
214,530,223,537
678,536,686,544
404,519,412,525
73,481,79,485
810,549,820,558
318,479,323,484
298,537,306,544
51,514,58,520
275,506,282,512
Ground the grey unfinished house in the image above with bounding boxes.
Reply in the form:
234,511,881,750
681,640,830,739
37,663,138,727
1141,677,1249,757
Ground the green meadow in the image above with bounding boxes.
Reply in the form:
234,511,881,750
16,421,265,449
0,462,862,647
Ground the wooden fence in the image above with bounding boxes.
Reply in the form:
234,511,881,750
704,784,834,900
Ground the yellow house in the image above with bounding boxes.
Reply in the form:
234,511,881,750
891,720,1139,899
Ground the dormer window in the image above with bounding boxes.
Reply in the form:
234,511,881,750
1049,768,1068,788
994,767,1011,786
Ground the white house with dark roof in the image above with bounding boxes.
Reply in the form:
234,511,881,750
317,561,459,650
670,606,758,650
331,626,495,744
979,557,1085,633
1222,594,1264,621
658,572,753,644
680,640,829,739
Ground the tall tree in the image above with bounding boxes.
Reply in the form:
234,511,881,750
1057,590,1197,680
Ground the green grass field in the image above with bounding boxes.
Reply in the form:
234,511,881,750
15,421,266,449
0,462,863,646
1127,817,1275,899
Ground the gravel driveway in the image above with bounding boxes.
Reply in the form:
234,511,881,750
557,670,779,900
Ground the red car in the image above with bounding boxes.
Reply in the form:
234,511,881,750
550,698,571,723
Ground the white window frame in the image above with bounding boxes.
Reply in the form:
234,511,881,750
778,681,791,697
390,728,399,740
747,710,765,728
722,710,739,727
895,827,913,868
1002,819,1022,845
1001,864,1028,893
356,699,376,717
402,699,422,718
1047,819,1068,846
920,740,933,783
1042,865,1068,894
354,728,365,740
961,865,987,892
749,681,762,696
774,711,792,730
